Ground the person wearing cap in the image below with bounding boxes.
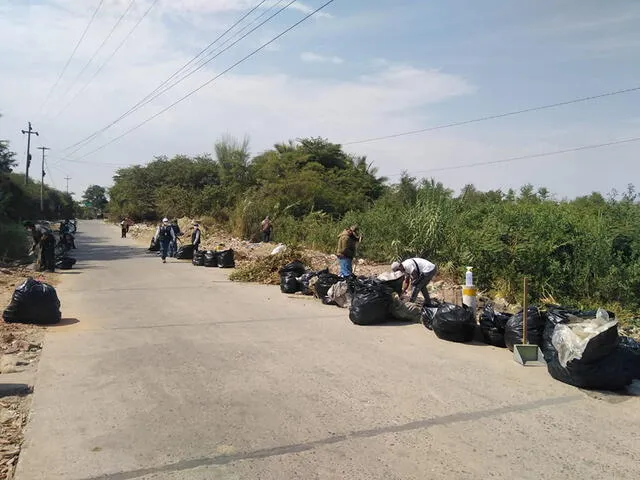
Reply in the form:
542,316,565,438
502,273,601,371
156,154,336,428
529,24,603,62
391,257,437,303
24,221,56,272
191,222,201,252
336,224,361,277
153,217,176,263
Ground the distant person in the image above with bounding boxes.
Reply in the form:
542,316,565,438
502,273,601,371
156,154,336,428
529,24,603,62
336,225,361,277
169,220,182,257
391,257,438,304
24,221,56,272
191,222,201,252
153,218,176,263
120,220,128,238
261,216,273,243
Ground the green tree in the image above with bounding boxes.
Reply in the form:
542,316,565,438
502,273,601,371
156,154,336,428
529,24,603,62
0,140,17,174
82,185,108,211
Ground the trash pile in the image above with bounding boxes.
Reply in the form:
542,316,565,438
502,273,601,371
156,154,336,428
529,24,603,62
189,248,236,268
272,259,640,392
2,278,62,325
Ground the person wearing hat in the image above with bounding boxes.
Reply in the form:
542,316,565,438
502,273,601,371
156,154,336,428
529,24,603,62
191,222,201,252
336,224,361,277
391,257,437,303
153,217,176,263
24,221,56,272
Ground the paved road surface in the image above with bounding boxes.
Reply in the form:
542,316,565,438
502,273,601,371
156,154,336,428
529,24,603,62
16,221,640,479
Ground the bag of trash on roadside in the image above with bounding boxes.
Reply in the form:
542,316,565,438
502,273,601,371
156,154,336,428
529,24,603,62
280,272,300,294
56,256,77,270
420,300,441,330
390,293,421,322
314,273,342,299
619,336,640,379
175,244,195,260
279,261,306,276
504,307,546,351
479,303,512,348
217,249,235,268
326,281,351,308
300,269,328,295
431,302,476,343
2,277,61,325
148,238,160,252
544,308,637,390
192,251,205,266
377,271,405,295
349,282,393,325
203,250,217,267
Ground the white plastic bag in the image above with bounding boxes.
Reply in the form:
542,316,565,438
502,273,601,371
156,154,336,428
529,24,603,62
270,244,287,255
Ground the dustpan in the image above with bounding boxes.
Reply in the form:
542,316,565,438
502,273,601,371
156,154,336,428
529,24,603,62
513,278,545,366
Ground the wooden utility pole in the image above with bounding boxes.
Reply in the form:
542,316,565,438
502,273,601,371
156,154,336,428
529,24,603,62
64,176,71,194
37,146,50,212
21,122,39,185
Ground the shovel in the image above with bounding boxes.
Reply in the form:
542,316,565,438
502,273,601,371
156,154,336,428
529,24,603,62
513,278,545,366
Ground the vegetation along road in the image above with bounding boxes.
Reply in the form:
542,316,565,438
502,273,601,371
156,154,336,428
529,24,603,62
14,221,640,480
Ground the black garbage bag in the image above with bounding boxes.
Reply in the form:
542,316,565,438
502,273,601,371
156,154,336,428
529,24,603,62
504,307,546,352
381,276,404,295
546,346,636,391
314,273,342,299
175,244,195,260
280,272,300,294
56,257,77,270
217,249,235,268
300,269,328,295
420,300,441,330
2,278,61,325
431,303,476,343
148,238,160,252
349,283,393,325
479,304,512,348
279,261,306,276
619,336,640,379
192,251,205,266
203,250,217,267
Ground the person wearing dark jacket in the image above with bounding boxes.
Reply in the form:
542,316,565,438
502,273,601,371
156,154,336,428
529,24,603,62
336,225,361,277
191,223,201,252
153,218,176,263
169,221,181,257
24,221,56,272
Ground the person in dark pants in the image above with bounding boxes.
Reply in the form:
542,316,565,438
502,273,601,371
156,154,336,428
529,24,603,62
169,221,181,257
153,218,176,263
336,225,361,277
191,223,201,252
261,216,272,243
24,221,56,272
120,220,128,238
392,257,438,303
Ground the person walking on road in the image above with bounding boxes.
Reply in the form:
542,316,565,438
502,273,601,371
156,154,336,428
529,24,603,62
153,218,176,263
336,225,361,277
191,222,201,252
392,257,438,304
261,216,273,243
120,220,128,238
169,220,182,257
24,221,56,272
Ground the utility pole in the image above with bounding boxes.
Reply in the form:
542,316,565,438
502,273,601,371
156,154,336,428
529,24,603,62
21,122,39,185
37,146,50,212
65,176,71,194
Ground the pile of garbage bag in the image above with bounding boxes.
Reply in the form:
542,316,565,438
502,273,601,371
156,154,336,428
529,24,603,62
217,249,235,268
204,250,217,267
349,280,393,325
56,256,77,270
148,238,160,252
175,244,195,260
279,261,306,294
2,278,62,325
431,303,477,343
543,307,639,390
479,304,512,348
300,269,328,295
314,273,342,299
504,307,547,351
192,251,205,266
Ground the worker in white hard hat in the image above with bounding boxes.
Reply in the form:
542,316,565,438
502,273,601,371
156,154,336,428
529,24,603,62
391,257,437,303
153,217,176,263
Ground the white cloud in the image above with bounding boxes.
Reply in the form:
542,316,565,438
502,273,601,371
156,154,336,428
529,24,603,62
300,51,344,64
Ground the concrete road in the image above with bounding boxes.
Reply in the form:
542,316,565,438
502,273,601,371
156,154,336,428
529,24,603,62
16,221,640,480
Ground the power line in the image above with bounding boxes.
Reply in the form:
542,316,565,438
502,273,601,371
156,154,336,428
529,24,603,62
59,0,336,163
59,0,290,158
48,0,159,124
53,0,137,119
40,0,105,113
343,86,640,146
386,136,640,177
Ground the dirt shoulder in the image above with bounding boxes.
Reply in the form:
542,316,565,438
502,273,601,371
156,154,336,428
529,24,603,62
0,267,59,480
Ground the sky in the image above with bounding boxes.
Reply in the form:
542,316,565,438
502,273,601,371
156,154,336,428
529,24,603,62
0,0,639,200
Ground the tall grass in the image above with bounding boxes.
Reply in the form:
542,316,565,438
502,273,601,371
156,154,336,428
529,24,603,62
0,223,29,262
